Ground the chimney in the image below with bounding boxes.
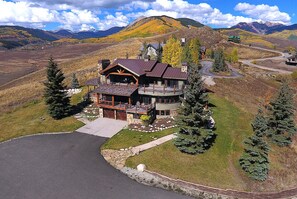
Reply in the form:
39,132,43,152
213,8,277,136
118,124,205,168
98,59,110,71
181,62,188,73
181,38,186,46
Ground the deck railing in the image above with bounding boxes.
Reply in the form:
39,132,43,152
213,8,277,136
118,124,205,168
138,84,183,95
98,100,155,113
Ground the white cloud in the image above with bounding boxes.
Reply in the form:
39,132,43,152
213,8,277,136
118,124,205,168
97,12,129,30
129,0,254,27
0,0,57,23
235,3,291,24
80,24,95,31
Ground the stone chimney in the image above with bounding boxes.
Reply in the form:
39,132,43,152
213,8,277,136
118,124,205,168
98,59,110,71
181,62,188,73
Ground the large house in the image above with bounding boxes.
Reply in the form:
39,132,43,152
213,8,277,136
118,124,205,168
85,59,188,124
286,54,297,65
139,43,164,60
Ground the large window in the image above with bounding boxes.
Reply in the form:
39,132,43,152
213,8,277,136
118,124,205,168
157,96,180,104
156,110,171,116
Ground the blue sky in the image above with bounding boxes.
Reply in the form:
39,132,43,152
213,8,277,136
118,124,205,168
0,0,296,31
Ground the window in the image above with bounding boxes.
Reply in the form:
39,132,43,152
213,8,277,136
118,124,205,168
165,110,170,115
133,114,140,119
161,110,165,115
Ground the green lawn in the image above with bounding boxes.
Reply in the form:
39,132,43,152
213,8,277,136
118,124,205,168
126,94,254,190
101,127,178,150
0,89,86,142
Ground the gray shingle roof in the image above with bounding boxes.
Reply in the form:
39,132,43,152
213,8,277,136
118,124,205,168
93,84,138,96
163,68,187,80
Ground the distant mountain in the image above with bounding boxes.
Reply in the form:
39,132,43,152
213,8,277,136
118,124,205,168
99,15,205,42
177,18,204,28
231,21,297,35
0,26,124,49
231,22,286,34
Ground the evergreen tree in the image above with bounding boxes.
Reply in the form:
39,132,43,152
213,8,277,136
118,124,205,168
267,80,297,146
212,49,228,72
156,42,163,62
174,64,215,154
181,42,192,64
44,57,71,119
239,135,270,181
252,108,268,137
71,73,80,89
162,37,182,67
141,42,148,58
189,37,200,65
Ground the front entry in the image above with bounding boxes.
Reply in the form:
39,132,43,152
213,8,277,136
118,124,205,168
116,110,127,120
103,109,114,119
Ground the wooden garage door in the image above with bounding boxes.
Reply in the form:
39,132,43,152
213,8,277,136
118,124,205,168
116,110,127,121
103,109,114,119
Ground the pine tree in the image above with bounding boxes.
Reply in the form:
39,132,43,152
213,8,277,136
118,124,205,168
267,80,296,146
71,73,80,89
181,42,192,64
212,49,228,72
44,57,71,119
156,42,163,62
189,37,200,65
174,64,215,154
252,108,268,137
239,135,270,181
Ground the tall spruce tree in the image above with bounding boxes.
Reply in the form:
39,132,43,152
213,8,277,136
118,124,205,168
181,42,192,64
212,49,228,72
44,57,71,119
252,108,268,137
267,80,296,146
174,64,215,154
239,135,270,181
71,73,80,89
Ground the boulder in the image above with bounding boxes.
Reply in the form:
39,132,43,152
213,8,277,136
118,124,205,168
137,164,146,172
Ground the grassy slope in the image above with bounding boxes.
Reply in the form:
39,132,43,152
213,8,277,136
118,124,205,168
0,89,87,142
126,94,253,190
84,16,184,43
221,28,275,48
269,30,297,40
102,127,178,150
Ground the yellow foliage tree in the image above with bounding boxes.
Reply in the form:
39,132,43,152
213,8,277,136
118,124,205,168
189,37,201,65
162,37,182,67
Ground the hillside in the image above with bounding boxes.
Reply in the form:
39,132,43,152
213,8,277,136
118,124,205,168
0,26,124,49
268,30,297,41
87,16,189,42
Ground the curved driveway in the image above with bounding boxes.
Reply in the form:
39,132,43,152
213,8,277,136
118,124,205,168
200,60,243,78
0,133,191,199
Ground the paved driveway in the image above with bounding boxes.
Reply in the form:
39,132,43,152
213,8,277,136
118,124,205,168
0,133,190,199
76,118,127,137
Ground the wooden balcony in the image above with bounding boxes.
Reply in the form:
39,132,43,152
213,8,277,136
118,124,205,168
138,84,184,96
98,100,155,114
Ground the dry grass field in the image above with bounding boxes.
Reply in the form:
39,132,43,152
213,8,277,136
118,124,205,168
0,43,111,87
0,38,142,113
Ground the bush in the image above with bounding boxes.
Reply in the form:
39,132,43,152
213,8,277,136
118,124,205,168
140,115,151,126
291,71,297,80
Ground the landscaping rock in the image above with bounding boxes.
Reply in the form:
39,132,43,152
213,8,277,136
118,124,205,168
137,164,146,172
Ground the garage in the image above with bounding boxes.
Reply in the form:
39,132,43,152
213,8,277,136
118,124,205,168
116,110,127,121
103,109,115,119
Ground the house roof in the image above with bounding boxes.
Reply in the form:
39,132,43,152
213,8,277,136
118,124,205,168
163,67,188,80
146,63,168,77
100,59,157,76
85,78,99,86
92,84,138,97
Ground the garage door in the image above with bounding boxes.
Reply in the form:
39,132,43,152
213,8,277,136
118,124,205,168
116,110,127,120
103,109,115,119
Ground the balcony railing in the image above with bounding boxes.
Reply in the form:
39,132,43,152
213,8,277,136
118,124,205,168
98,100,155,114
138,84,184,95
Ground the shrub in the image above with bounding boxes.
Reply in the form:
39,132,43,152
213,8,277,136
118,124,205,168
291,71,297,80
140,115,151,126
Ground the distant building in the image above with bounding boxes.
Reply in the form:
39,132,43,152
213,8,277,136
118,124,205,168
139,43,164,60
228,36,241,43
286,54,297,65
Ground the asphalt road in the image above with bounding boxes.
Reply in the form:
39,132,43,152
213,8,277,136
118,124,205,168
200,61,243,78
0,133,191,199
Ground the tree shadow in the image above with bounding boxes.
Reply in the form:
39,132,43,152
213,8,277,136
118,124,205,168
208,103,217,108
70,96,92,116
